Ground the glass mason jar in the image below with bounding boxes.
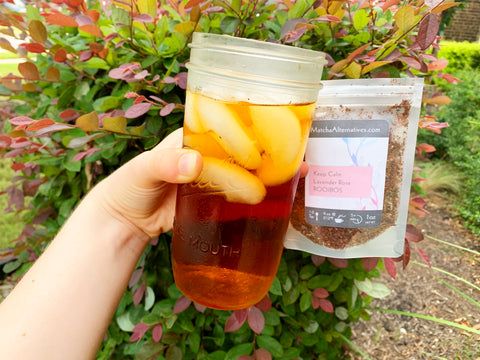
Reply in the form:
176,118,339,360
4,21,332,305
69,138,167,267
172,33,325,310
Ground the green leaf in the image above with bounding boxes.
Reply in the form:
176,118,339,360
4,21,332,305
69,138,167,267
307,274,331,289
67,133,106,149
165,345,182,360
144,286,155,311
26,5,42,21
303,320,319,334
220,16,240,34
335,306,349,320
165,314,177,329
137,0,157,19
353,9,370,31
142,312,163,326
354,278,391,298
270,277,283,296
116,312,135,332
288,1,308,19
257,335,284,357
3,259,22,274
207,350,227,360
283,283,301,306
225,343,253,360
394,5,415,33
74,82,91,100
186,329,201,353
64,156,82,172
327,272,344,292
299,264,317,280
299,292,312,312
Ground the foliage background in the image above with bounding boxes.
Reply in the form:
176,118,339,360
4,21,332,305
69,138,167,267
0,0,458,358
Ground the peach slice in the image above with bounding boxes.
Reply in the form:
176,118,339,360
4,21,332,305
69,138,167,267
183,92,205,133
249,105,302,166
196,95,261,170
196,157,266,205
183,132,229,159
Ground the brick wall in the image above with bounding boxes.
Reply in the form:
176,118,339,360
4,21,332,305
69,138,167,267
443,0,480,42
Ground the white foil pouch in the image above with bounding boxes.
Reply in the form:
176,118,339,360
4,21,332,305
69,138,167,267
286,78,424,258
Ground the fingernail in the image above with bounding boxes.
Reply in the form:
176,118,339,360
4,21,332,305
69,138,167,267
178,152,198,176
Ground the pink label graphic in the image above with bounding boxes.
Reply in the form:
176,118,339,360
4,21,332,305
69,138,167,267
309,165,373,198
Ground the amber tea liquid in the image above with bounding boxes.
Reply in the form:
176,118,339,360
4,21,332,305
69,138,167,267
172,92,315,310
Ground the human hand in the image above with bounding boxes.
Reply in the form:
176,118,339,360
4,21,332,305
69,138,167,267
88,128,203,239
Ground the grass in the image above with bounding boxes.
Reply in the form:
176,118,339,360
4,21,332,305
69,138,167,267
0,49,25,76
0,158,24,249
0,62,20,77
413,160,466,199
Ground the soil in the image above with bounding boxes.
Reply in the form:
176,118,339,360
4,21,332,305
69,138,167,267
349,195,480,360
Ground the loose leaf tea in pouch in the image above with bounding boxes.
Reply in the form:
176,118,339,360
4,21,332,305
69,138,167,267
286,78,424,258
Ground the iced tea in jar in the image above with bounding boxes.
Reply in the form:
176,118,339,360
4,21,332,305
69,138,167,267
172,33,325,310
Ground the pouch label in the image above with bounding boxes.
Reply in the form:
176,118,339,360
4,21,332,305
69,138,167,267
305,120,390,228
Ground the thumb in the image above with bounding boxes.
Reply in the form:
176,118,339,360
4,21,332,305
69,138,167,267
129,147,203,187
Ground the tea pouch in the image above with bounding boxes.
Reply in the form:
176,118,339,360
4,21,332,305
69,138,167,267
286,78,424,258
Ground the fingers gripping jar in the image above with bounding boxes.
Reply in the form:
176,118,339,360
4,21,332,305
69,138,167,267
172,33,325,310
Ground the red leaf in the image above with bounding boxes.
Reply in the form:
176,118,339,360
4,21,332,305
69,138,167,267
134,95,147,104
125,102,152,118
419,119,449,134
416,143,436,156
72,148,101,162
58,109,79,121
184,0,203,9
347,43,371,62
415,245,431,267
247,306,265,335
381,0,401,11
130,323,151,343
399,56,423,71
152,324,163,343
362,257,379,272
436,72,461,84
255,348,272,360
417,13,439,50
9,116,35,126
24,43,45,53
125,91,140,99
313,15,342,22
254,295,272,312
26,118,56,131
225,311,246,333
46,13,78,27
403,239,411,269
235,308,248,323
173,295,192,314
318,298,334,313
133,284,146,306
194,302,207,313
328,257,349,268
129,268,143,288
311,255,325,266
160,103,175,117
313,287,329,299
428,58,448,71
34,123,75,136
405,223,424,243
383,258,397,279
79,24,103,37
11,162,25,171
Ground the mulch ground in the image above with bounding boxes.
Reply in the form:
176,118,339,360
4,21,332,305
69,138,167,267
349,196,480,359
